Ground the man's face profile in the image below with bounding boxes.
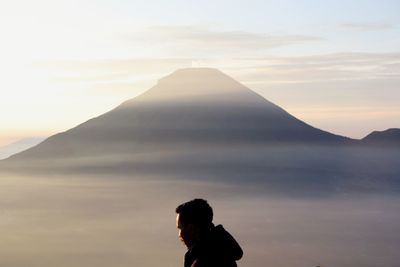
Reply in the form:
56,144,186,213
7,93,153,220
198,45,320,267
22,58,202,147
176,213,199,248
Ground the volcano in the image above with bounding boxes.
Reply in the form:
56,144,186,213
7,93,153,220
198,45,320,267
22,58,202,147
3,68,400,194
6,68,350,161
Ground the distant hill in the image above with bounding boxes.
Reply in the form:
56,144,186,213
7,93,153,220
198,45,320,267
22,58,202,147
361,128,400,146
0,137,46,160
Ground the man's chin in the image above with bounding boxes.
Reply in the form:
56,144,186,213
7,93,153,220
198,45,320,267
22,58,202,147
182,240,193,249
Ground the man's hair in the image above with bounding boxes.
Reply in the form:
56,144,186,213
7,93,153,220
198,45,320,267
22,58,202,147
176,198,213,228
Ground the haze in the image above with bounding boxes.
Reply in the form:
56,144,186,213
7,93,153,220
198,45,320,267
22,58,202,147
1,174,399,267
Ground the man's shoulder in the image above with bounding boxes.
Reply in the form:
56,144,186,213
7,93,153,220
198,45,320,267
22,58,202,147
204,224,243,259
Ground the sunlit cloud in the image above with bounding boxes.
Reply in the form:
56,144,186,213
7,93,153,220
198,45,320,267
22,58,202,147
40,58,193,83
164,53,399,95
121,26,321,57
43,52,400,87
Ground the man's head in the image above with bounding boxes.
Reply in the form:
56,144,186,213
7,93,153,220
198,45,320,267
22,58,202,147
176,198,213,248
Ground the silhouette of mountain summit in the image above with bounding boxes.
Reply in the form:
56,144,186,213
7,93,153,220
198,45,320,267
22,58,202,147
3,68,400,194
9,68,349,159
6,68,350,161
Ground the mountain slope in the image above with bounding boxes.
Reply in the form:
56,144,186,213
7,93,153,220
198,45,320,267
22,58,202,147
6,68,350,161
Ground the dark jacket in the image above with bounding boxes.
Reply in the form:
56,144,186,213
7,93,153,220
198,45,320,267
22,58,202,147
184,224,243,267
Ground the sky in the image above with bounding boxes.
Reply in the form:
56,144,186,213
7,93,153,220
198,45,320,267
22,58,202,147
0,0,399,146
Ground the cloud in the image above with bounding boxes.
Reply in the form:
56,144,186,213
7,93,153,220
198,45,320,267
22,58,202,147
39,52,400,94
340,22,396,31
38,58,195,94
122,26,321,57
40,58,193,81
221,52,400,84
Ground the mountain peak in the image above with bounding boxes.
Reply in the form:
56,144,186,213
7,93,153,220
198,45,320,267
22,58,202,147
158,68,228,83
130,68,253,104
156,68,242,90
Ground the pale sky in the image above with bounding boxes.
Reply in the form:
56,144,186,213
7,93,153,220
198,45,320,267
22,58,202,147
1,0,399,146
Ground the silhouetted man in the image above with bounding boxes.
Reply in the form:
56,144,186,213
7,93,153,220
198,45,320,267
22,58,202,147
176,198,243,267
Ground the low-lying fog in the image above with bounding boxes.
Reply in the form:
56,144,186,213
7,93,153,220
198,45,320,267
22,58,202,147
0,174,399,267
